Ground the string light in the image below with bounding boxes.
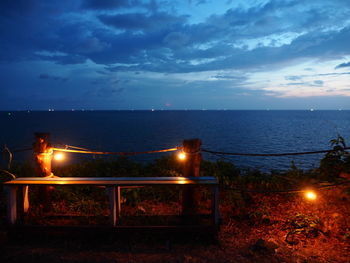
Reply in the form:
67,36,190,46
305,190,317,200
53,152,65,161
178,152,186,161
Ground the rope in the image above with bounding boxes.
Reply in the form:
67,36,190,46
202,147,350,157
2,142,349,160
4,146,12,169
56,144,92,151
1,147,32,154
51,146,182,156
0,169,16,179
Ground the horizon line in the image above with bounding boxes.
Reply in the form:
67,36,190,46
1,109,349,112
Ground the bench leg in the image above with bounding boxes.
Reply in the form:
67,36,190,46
211,185,219,226
117,186,121,219
5,186,17,225
107,186,116,226
23,185,29,213
107,186,121,226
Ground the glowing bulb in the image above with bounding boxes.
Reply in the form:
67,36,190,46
53,152,65,161
305,191,317,200
178,152,186,161
177,179,187,184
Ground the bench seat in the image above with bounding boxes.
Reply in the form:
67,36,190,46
3,176,219,227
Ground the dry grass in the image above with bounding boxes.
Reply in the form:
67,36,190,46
1,186,350,263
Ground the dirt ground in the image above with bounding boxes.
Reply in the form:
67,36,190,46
1,187,350,263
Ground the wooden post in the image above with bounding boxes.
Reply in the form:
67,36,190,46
181,138,201,216
33,132,53,212
33,133,52,177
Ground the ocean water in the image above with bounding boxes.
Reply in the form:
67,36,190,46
1,110,350,171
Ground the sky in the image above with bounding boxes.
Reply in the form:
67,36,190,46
1,0,350,110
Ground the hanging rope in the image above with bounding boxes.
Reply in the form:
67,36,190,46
0,169,16,179
202,147,350,157
51,146,182,156
3,146,13,169
1,147,32,154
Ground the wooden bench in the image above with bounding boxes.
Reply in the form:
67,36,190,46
3,176,219,227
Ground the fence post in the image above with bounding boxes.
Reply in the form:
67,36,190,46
33,132,53,212
181,138,202,216
33,133,52,177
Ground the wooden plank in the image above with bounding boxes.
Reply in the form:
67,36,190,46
4,176,218,186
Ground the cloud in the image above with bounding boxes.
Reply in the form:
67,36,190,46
81,0,135,10
77,38,111,54
2,0,350,109
99,87,124,96
313,80,324,86
285,75,303,81
163,32,190,48
335,61,350,69
39,73,68,82
36,53,87,65
99,12,188,32
284,79,324,87
2,0,350,74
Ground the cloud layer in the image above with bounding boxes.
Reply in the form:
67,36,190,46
1,0,350,110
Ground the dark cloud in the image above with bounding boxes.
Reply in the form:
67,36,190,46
316,72,350,77
313,80,323,86
85,86,125,98
285,82,306,86
285,80,323,87
285,75,303,81
2,0,350,73
212,74,247,81
98,87,125,97
335,61,350,69
1,0,350,110
82,0,135,10
39,73,68,82
99,12,188,31
188,0,209,6
37,54,87,65
282,72,350,86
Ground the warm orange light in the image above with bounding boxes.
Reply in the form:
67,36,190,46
177,178,188,184
178,152,186,161
305,190,317,200
53,152,65,161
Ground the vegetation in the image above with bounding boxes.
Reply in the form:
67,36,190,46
0,137,350,262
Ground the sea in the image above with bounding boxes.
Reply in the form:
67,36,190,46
1,110,350,171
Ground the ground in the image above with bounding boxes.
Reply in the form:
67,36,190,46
1,186,350,263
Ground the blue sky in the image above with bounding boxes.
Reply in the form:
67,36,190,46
1,0,350,110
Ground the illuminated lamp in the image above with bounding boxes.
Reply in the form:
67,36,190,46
305,190,317,200
178,152,186,161
53,152,65,161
